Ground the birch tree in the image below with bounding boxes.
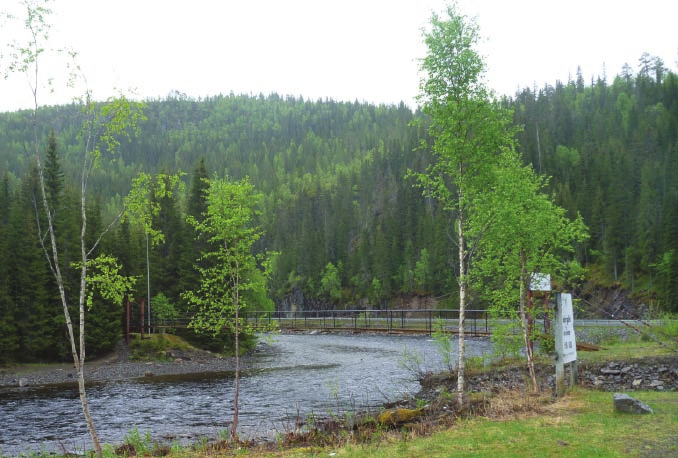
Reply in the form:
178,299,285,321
473,157,588,391
182,175,273,441
412,1,518,406
2,2,149,455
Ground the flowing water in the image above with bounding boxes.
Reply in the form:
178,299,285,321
0,333,491,455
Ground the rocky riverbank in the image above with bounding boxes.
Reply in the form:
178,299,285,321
0,339,273,388
417,355,678,400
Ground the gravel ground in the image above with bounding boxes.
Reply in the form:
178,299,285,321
0,339,273,388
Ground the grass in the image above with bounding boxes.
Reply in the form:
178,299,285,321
326,389,677,458
129,333,193,361
575,323,678,362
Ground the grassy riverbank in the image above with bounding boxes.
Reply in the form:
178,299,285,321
328,390,677,458
106,385,677,458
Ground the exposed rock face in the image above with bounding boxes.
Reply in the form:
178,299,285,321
613,393,654,414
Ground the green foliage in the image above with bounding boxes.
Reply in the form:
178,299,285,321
123,172,185,246
152,292,178,333
123,425,154,454
319,262,342,304
399,348,424,377
414,248,431,293
0,41,677,367
431,319,454,372
129,333,170,361
368,277,383,308
652,250,678,312
538,332,556,355
654,313,678,338
80,254,137,311
183,175,273,344
489,317,524,360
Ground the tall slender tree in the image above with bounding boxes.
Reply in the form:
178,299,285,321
413,1,519,405
2,2,146,455
183,175,273,441
473,156,588,390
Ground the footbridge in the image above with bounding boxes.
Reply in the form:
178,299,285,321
243,309,494,336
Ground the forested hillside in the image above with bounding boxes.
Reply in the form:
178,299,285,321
511,58,678,313
1,56,677,363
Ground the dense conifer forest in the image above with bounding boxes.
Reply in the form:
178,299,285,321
1,54,676,363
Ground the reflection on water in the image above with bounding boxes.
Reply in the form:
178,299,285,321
0,333,490,455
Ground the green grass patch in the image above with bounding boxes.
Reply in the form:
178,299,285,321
574,327,676,363
332,390,678,458
129,333,192,361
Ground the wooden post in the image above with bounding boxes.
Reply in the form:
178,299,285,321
555,292,577,397
570,360,578,387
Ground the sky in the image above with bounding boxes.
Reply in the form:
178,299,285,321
1,0,676,112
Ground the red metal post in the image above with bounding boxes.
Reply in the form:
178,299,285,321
126,297,130,346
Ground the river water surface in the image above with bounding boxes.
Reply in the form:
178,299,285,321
0,333,491,455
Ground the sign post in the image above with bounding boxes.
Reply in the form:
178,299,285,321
554,292,577,397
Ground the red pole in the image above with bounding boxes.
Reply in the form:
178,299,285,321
141,299,145,340
126,297,130,346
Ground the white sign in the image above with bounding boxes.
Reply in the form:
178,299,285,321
558,293,577,364
530,273,551,291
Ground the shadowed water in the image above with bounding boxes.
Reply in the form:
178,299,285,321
0,333,491,455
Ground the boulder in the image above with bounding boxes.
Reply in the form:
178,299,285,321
377,407,425,426
613,393,653,414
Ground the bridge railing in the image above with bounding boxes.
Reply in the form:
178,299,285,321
243,309,489,335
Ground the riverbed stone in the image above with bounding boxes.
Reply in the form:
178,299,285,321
600,368,621,375
613,393,653,414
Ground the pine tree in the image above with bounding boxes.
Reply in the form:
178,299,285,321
0,171,18,363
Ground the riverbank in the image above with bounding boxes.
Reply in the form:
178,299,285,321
0,338,273,388
1,331,676,456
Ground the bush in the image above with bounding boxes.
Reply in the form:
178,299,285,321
490,321,523,360
537,332,555,355
129,334,170,361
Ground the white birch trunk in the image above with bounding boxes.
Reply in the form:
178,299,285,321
456,207,466,407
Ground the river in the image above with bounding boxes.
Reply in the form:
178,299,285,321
0,333,491,456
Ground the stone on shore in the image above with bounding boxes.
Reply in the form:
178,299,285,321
613,393,653,414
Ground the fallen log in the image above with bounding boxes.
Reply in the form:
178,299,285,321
576,342,604,351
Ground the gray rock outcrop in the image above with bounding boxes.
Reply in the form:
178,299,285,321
613,393,653,414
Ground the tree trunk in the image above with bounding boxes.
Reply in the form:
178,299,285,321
231,259,240,442
519,248,539,392
456,209,466,407
78,170,104,457
34,129,103,458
